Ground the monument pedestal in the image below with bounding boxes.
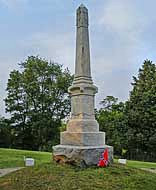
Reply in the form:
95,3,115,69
53,117,113,166
53,145,113,167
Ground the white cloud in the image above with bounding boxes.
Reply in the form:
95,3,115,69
99,0,146,35
90,0,148,102
20,31,75,73
98,0,147,54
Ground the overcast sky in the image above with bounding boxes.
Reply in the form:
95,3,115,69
1,0,156,116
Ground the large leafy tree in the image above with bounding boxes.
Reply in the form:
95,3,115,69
5,56,73,150
125,60,156,157
96,96,126,155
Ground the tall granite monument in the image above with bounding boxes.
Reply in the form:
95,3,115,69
53,4,113,167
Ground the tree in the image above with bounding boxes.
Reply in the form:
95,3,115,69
0,116,12,148
5,56,73,150
100,96,118,111
96,96,126,155
125,60,156,159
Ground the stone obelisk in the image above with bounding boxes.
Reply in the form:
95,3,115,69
53,4,113,167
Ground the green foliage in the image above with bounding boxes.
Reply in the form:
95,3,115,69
0,117,13,148
125,60,156,155
4,56,73,151
97,60,156,160
100,96,118,110
96,96,126,155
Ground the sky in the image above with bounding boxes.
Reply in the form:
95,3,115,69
1,0,156,116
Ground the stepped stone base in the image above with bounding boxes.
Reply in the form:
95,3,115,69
53,145,113,167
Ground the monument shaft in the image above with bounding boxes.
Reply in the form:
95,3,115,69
68,5,97,123
75,5,91,79
53,4,113,167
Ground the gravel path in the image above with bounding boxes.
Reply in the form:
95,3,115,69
0,167,24,177
141,168,156,173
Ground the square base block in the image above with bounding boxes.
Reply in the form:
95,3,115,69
53,145,113,167
61,132,105,146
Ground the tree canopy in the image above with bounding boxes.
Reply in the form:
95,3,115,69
97,60,156,160
96,96,126,155
4,56,73,150
125,60,156,156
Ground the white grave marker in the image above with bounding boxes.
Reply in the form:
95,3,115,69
118,159,127,164
25,158,35,166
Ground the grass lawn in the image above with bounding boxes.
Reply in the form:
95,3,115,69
126,160,156,169
0,148,156,190
0,148,51,168
114,159,156,169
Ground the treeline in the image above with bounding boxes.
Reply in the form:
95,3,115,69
96,60,156,161
0,57,156,161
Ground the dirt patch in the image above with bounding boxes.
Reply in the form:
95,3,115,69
141,168,156,173
0,167,24,177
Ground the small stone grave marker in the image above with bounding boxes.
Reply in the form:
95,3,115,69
118,159,127,164
25,158,35,166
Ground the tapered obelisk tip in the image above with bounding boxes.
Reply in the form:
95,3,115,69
75,4,90,80
80,3,86,8
76,4,88,28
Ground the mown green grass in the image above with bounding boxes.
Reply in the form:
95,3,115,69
114,159,156,169
0,148,51,168
0,148,156,190
127,160,156,169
